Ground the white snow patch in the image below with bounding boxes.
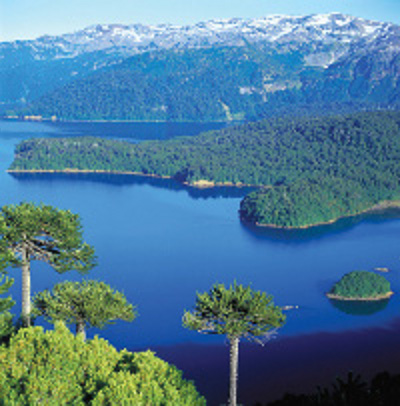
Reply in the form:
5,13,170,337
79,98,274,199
307,14,332,26
270,26,294,41
363,24,379,34
334,16,352,27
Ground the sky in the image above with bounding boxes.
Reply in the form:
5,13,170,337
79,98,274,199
0,0,399,41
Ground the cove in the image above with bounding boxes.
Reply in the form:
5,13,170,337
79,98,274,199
1,119,400,404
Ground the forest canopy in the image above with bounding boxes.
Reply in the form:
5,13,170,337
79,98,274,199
327,271,392,300
9,110,400,228
0,322,205,405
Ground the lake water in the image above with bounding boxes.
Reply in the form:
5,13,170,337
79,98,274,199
2,119,400,404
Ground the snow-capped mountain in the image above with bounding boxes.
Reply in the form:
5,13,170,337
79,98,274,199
1,13,400,118
2,13,394,64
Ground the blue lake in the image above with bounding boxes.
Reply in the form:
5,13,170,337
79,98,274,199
2,119,400,404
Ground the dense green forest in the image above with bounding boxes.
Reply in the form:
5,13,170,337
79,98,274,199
0,323,205,405
10,110,400,227
19,44,400,121
327,271,392,300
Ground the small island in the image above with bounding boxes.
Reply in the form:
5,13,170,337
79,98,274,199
327,271,393,301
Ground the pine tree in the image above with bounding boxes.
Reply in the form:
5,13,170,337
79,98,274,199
0,202,96,326
183,282,286,406
33,280,136,340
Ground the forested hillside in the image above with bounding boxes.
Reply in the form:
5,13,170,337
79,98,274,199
9,111,400,227
5,14,400,121
20,44,400,121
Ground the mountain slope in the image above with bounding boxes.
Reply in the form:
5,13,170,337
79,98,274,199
3,13,400,119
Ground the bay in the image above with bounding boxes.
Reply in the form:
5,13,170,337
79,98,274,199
1,119,400,404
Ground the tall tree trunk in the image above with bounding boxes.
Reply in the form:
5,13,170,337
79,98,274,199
76,321,86,341
21,247,31,327
229,336,240,406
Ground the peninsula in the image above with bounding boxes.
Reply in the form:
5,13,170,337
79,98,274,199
9,111,400,229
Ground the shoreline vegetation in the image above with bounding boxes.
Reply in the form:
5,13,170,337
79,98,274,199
6,169,257,188
8,167,400,229
8,111,400,229
327,271,393,302
252,200,400,230
2,115,231,124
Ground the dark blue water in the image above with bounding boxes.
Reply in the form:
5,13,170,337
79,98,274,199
2,120,400,404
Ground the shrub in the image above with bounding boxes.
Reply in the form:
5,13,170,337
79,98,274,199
0,322,205,405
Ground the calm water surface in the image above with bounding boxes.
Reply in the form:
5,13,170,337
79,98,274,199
2,120,400,403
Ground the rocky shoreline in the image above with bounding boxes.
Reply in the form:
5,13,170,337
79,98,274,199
326,291,394,301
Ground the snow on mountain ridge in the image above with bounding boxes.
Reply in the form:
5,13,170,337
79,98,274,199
19,13,391,43
1,13,396,69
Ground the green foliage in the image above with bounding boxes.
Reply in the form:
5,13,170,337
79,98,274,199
0,275,14,315
183,282,285,340
0,216,14,272
329,271,391,299
33,280,136,334
239,177,374,228
10,110,400,227
0,202,96,273
19,45,305,122
0,275,15,342
19,43,400,122
93,351,205,405
0,323,205,405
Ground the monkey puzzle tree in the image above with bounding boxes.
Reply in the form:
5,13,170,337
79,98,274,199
183,282,286,406
0,202,96,327
33,280,136,340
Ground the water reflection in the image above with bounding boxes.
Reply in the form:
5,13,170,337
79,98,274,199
329,298,390,316
10,171,400,225
0,119,228,140
43,121,229,141
153,319,400,405
9,172,255,200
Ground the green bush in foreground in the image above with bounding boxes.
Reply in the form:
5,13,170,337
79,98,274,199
329,271,391,299
0,275,14,342
0,323,205,405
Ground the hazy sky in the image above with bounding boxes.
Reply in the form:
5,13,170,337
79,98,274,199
0,0,399,41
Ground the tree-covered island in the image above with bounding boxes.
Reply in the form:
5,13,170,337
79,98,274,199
327,271,393,301
8,110,400,228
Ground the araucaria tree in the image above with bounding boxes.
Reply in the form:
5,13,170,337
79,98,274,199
0,202,96,327
183,282,286,406
33,280,136,340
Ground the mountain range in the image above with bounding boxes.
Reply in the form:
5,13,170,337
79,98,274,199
2,13,400,120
